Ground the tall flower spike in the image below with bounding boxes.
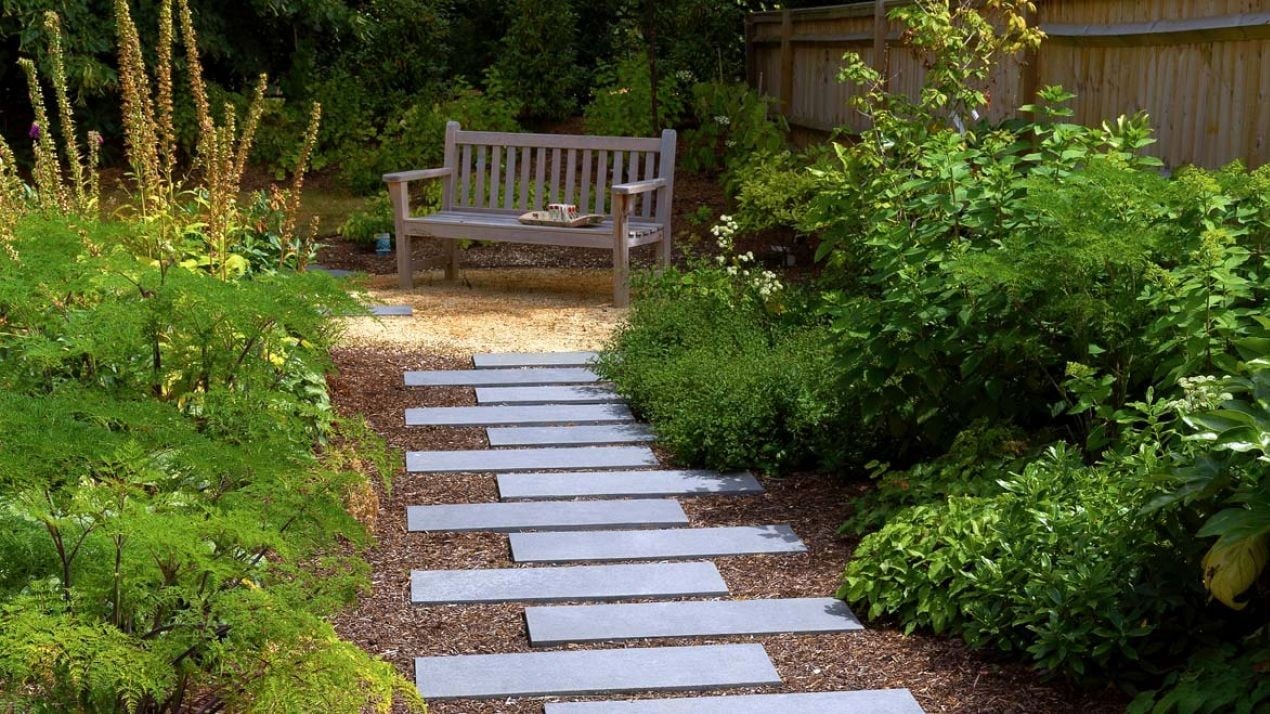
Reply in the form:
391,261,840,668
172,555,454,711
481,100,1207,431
233,74,269,189
44,12,85,210
112,0,161,206
0,134,21,260
177,0,215,175
155,0,177,183
17,58,66,211
282,102,322,251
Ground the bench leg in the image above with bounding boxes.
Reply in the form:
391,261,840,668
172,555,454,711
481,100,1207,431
443,239,459,281
659,230,672,268
613,195,631,308
388,180,413,290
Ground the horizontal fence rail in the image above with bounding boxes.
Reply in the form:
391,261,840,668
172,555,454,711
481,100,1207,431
746,1,1270,168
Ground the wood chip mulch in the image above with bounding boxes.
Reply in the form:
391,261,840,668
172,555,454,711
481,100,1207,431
328,347,1127,714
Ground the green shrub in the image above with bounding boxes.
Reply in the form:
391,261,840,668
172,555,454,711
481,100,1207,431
1129,642,1270,714
598,266,857,474
731,148,824,234
341,79,521,193
841,442,1201,679
496,0,580,120
0,217,419,712
679,81,786,183
583,54,685,137
339,194,396,246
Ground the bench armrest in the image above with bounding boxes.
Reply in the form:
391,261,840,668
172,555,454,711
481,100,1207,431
383,167,452,183
611,178,666,196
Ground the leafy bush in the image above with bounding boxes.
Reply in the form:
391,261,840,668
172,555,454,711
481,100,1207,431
842,442,1201,678
583,54,685,137
597,264,857,474
1129,641,1270,714
731,148,824,234
679,81,786,182
341,79,520,193
0,217,418,712
496,0,580,120
339,194,396,246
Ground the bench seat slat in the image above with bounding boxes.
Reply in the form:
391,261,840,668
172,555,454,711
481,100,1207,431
404,212,663,249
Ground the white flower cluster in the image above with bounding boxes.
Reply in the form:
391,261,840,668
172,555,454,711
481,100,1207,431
1174,375,1233,413
713,115,731,126
707,215,783,300
675,70,695,83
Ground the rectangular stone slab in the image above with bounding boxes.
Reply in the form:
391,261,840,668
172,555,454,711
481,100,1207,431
406,403,632,427
476,385,622,405
406,499,688,533
410,562,729,604
407,446,658,473
487,424,654,447
526,597,863,646
405,367,599,387
511,525,807,563
544,689,926,714
499,470,763,501
413,644,780,700
369,304,412,316
474,351,599,369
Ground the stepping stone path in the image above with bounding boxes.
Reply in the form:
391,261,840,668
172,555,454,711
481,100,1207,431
369,304,412,316
543,690,927,714
510,525,808,563
405,499,688,533
401,353,922,710
407,445,657,473
477,385,622,405
406,367,599,387
498,469,764,500
405,403,632,427
411,562,729,604
487,424,655,447
414,644,781,700
525,597,863,646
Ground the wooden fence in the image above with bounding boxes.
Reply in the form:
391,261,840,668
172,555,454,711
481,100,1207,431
745,1,1270,168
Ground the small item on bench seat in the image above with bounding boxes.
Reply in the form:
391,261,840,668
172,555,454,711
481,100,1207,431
519,211,605,228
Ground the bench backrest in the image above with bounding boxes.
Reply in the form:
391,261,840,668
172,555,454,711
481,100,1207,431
441,122,676,224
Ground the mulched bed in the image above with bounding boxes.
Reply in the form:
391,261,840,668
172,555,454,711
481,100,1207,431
328,347,1128,714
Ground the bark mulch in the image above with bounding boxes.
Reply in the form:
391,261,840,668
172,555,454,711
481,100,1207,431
328,347,1127,714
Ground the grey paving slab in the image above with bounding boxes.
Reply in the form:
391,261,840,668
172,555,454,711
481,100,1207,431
406,499,688,533
499,470,763,501
405,367,599,387
406,446,658,473
410,562,729,604
405,403,632,427
473,351,599,368
413,644,780,700
369,304,412,316
526,597,863,646
476,385,622,405
544,690,926,714
512,525,807,563
310,265,354,278
487,424,654,447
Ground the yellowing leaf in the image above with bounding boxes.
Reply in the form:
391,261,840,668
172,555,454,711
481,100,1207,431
1202,534,1269,610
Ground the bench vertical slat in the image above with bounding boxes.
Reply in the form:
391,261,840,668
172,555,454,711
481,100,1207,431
549,147,563,205
657,129,677,266
489,146,502,208
594,150,608,214
504,146,518,210
626,151,641,217
642,151,656,218
580,149,593,212
611,151,624,216
519,147,531,209
459,144,472,207
442,121,458,211
475,146,487,210
564,149,577,204
534,147,547,210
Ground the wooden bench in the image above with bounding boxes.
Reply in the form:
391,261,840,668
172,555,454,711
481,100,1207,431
384,121,677,307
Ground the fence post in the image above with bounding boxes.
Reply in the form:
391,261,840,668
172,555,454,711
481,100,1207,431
873,0,890,89
779,9,794,115
744,15,757,89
